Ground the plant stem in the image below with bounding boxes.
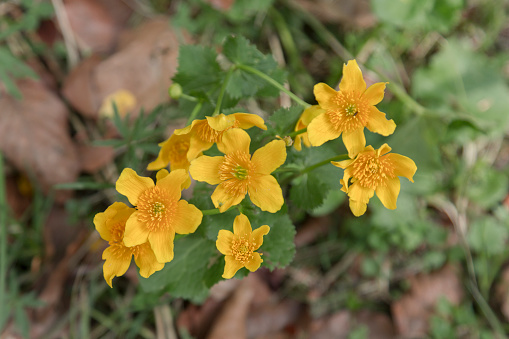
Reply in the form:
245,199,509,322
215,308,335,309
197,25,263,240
201,206,234,216
212,66,235,117
0,153,7,330
180,93,198,102
186,101,204,126
301,154,349,175
287,127,307,138
236,63,311,108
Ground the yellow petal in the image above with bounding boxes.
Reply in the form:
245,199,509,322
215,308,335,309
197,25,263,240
189,155,224,185
251,139,287,175
376,177,401,210
387,153,417,182
218,128,251,155
363,82,387,106
339,59,366,94
307,113,342,146
331,159,355,169
251,225,270,250
134,243,165,278
116,168,154,206
211,182,246,212
148,230,175,263
222,255,244,279
248,175,284,213
206,114,236,131
233,214,252,238
187,137,213,161
244,252,263,272
216,230,234,255
123,212,150,247
313,83,338,111
366,107,396,137
293,135,303,151
147,138,171,171
232,113,267,130
156,169,170,181
102,246,132,288
342,128,366,158
377,143,392,157
94,202,129,241
349,199,368,217
172,200,203,235
174,119,199,135
348,182,375,204
301,105,325,125
155,169,187,201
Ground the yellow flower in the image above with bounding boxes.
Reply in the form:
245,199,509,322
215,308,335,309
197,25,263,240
189,128,286,213
94,202,164,287
174,113,267,161
99,89,137,118
116,168,203,263
332,143,417,217
307,60,396,157
147,133,195,189
216,214,270,279
293,105,325,151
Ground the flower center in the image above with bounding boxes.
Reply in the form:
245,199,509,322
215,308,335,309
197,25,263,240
231,236,255,263
169,138,190,167
327,91,369,131
352,153,395,188
137,186,176,232
233,165,248,180
196,121,221,143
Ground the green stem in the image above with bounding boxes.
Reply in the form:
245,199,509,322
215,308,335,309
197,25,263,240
180,93,198,102
186,101,204,126
201,206,234,216
213,66,235,116
301,154,349,175
236,64,311,108
0,153,7,330
287,127,307,138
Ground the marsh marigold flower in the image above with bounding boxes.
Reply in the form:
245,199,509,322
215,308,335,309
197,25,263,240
147,133,195,188
189,128,286,213
216,214,270,279
174,113,267,161
116,168,203,263
94,202,164,287
293,105,325,151
307,60,396,157
332,144,417,217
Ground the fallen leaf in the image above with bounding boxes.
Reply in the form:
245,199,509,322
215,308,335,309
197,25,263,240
0,78,80,202
294,216,330,248
63,0,130,53
245,300,303,339
76,144,115,174
294,0,375,28
391,265,463,337
63,18,181,119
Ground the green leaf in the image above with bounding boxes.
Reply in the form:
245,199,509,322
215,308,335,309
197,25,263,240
468,217,509,256
464,162,508,209
267,106,303,136
226,0,274,23
223,36,286,98
138,234,219,303
251,210,296,270
290,172,328,210
172,45,222,97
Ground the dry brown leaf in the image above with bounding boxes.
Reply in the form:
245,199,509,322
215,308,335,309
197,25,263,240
492,264,509,322
63,0,130,53
0,79,80,202
77,144,114,173
309,310,394,339
63,18,181,119
294,216,330,248
392,265,463,337
246,300,303,339
295,0,376,28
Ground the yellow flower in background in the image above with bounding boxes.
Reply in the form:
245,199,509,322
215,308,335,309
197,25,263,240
99,89,137,118
94,202,164,287
332,143,417,217
174,113,267,161
216,214,270,279
189,128,286,213
293,105,324,151
147,133,196,189
307,60,396,157
116,168,203,263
